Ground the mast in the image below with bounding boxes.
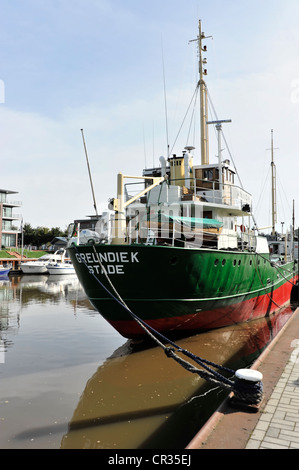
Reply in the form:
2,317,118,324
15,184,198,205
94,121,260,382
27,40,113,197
191,20,212,165
81,129,98,217
199,20,209,165
271,129,277,236
292,200,295,260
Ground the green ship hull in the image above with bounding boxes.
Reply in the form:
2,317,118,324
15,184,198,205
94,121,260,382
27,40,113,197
68,244,297,339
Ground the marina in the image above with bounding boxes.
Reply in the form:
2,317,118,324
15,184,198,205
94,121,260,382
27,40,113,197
0,272,297,449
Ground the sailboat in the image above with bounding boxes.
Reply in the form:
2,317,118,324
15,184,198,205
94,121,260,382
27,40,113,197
67,20,298,339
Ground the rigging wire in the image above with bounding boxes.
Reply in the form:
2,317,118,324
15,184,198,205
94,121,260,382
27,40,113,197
254,166,271,222
277,174,292,227
161,39,170,158
169,82,200,155
185,85,200,148
206,87,262,230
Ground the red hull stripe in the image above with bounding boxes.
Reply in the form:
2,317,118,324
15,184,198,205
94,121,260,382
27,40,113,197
108,277,297,338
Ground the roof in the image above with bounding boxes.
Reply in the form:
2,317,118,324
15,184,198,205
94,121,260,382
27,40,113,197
50,237,67,245
0,189,18,194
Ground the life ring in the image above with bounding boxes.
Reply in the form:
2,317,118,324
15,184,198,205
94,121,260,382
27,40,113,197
240,225,246,233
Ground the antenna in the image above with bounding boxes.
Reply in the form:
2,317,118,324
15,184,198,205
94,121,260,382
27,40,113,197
161,38,170,158
207,119,231,199
267,129,279,235
81,129,98,217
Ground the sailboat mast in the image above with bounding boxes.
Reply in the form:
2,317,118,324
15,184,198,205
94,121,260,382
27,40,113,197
81,129,98,217
292,200,295,260
271,129,277,236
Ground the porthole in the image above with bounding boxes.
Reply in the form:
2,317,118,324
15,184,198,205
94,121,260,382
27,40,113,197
214,259,219,267
233,260,237,266
222,259,226,267
170,257,178,266
238,260,241,266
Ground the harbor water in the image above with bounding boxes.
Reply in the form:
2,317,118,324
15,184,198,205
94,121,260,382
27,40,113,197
0,273,294,449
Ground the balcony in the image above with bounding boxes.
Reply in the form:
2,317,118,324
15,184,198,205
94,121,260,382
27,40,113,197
3,200,22,207
2,213,22,221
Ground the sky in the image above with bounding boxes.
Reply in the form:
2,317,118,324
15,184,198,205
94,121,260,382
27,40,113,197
1,0,299,233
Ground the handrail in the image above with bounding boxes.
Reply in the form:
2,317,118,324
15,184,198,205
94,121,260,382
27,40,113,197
124,176,252,210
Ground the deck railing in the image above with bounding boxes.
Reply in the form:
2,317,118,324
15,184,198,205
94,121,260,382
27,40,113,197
124,178,252,212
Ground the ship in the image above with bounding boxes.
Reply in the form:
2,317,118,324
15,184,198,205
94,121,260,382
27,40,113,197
67,20,298,339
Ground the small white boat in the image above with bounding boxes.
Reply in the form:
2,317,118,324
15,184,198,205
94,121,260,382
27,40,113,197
0,265,11,276
20,252,64,274
46,250,76,275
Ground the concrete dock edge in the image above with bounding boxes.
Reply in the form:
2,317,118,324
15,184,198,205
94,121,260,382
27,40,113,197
186,308,299,449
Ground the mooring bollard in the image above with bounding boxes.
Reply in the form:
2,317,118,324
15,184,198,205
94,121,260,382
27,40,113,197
235,369,263,383
231,369,264,409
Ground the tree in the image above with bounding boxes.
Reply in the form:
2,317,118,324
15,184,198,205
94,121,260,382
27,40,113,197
23,224,67,247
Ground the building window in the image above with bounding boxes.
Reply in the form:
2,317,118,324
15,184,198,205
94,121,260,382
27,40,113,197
0,193,7,203
2,234,16,247
2,221,12,230
3,207,12,217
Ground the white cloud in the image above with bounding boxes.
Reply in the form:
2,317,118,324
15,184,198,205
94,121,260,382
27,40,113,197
2,0,299,233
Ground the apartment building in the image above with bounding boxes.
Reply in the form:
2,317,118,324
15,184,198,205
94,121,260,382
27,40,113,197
0,188,22,248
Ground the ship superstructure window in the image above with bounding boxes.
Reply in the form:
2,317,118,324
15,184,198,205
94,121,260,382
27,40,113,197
203,169,213,181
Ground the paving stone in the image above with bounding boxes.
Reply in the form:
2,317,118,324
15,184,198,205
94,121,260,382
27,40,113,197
246,337,299,450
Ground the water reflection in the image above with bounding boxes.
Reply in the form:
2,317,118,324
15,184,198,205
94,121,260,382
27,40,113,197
61,307,293,449
0,274,90,356
0,273,125,449
18,274,86,305
0,274,295,449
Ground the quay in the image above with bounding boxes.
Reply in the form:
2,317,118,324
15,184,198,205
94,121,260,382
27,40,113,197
187,307,299,450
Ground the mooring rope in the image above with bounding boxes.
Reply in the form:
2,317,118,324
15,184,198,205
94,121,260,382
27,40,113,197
71,245,264,406
252,251,298,311
255,251,297,287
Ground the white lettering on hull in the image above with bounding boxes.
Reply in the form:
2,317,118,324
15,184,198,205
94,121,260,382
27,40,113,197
75,251,139,275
